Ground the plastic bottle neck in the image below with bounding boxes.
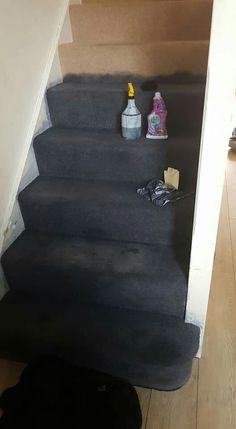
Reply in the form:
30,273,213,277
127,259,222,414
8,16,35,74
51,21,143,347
128,98,136,107
154,92,162,99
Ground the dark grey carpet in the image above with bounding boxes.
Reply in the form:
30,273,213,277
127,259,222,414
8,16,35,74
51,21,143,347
47,81,205,136
0,291,199,390
1,232,189,317
34,128,167,184
34,128,200,190
0,74,204,390
18,176,195,246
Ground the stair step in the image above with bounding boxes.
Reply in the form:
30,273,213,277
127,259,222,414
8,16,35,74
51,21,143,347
18,177,195,246
70,1,212,45
82,0,209,3
0,291,200,390
59,41,209,77
2,232,189,317
34,128,200,189
34,128,167,183
47,81,205,135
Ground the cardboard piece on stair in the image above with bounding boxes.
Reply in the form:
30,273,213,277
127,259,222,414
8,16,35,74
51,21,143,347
164,168,180,190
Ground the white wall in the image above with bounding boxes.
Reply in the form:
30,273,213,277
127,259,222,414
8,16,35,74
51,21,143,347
2,50,63,255
185,0,236,355
0,0,69,296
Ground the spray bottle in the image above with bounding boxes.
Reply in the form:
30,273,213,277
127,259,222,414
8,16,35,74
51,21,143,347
146,92,168,140
122,83,141,140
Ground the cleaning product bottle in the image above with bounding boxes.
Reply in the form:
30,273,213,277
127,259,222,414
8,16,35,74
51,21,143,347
122,83,142,140
146,92,168,140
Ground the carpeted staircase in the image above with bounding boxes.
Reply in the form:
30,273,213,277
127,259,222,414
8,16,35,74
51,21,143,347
59,0,212,76
0,0,212,390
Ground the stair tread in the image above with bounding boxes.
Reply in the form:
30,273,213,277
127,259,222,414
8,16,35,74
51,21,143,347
2,231,189,316
19,175,193,211
0,290,199,389
49,80,206,94
18,176,195,246
60,40,209,47
46,79,205,135
81,0,211,3
34,126,166,146
34,126,200,158
20,176,143,203
34,126,200,145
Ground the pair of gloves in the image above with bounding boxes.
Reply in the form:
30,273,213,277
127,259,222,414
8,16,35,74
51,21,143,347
137,180,191,207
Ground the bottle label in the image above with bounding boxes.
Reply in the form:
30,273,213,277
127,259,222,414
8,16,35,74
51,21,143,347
147,111,167,137
122,113,141,129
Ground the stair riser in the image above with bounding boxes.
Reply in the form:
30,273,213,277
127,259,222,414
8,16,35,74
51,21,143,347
70,1,212,45
59,42,209,77
0,337,196,390
2,270,186,317
18,193,195,246
47,85,205,135
34,138,166,183
34,135,200,188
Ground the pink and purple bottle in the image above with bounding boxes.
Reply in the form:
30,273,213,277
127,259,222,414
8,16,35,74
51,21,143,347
146,92,168,140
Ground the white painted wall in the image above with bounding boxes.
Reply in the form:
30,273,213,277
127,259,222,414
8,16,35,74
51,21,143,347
185,0,236,355
0,0,69,296
2,50,63,255
60,9,73,44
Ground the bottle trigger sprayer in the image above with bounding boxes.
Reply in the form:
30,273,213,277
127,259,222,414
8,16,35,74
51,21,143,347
122,83,142,140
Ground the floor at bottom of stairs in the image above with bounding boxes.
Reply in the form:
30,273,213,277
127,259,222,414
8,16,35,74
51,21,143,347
1,151,236,429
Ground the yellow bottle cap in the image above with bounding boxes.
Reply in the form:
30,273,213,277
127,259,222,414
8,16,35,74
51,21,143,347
128,82,135,98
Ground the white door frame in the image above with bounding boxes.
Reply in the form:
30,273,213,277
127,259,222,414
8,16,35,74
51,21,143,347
185,0,236,356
